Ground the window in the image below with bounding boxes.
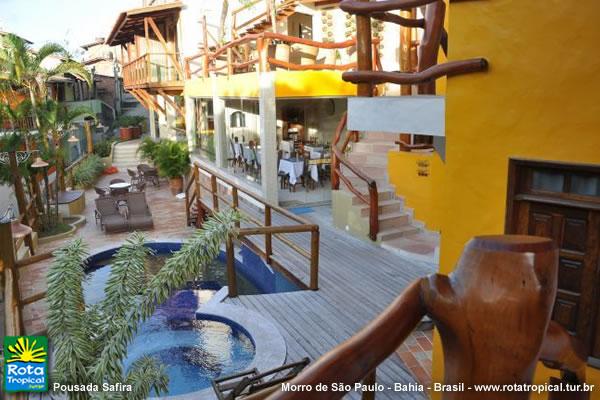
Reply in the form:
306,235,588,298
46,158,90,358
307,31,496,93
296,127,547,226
230,111,246,128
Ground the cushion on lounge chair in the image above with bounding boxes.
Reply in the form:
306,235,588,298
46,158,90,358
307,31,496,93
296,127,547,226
126,192,154,231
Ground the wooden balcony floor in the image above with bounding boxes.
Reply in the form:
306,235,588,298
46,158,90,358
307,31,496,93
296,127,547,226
224,205,435,399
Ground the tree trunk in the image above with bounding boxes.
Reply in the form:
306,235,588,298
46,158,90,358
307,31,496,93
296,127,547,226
218,0,229,44
28,88,48,150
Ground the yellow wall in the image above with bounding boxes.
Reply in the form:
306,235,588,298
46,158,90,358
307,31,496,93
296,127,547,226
185,70,356,99
433,1,600,398
387,151,444,231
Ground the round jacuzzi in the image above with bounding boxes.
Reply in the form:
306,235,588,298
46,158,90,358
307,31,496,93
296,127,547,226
83,242,281,397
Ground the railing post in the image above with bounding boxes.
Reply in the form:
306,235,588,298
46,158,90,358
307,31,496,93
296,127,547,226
202,16,210,78
361,369,377,400
310,227,319,290
331,151,340,190
356,0,373,97
227,47,233,77
368,184,379,241
265,205,272,264
232,186,240,228
211,174,219,211
226,234,238,297
1,221,24,336
194,166,206,226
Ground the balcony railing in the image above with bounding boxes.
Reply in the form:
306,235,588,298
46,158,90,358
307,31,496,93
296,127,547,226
184,32,382,79
122,52,183,88
1,115,36,132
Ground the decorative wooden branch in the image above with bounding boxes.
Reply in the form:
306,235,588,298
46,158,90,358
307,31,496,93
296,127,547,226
343,58,488,85
340,0,441,14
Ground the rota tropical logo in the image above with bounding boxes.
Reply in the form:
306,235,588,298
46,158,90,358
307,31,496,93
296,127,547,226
3,336,48,392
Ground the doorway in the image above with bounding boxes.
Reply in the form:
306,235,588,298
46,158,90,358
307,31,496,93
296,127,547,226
505,158,600,366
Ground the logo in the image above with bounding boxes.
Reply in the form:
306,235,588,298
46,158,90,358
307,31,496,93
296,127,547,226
3,336,48,392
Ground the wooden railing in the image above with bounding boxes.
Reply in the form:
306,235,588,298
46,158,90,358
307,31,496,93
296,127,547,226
122,52,183,88
184,31,382,79
185,161,320,295
331,113,379,241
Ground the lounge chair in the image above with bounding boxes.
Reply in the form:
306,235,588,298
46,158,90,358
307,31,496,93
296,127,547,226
126,191,154,231
95,197,128,233
138,164,160,187
212,358,310,400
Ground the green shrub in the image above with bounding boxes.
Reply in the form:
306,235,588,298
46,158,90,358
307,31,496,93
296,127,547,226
137,136,161,162
72,154,104,188
154,140,190,179
94,139,115,158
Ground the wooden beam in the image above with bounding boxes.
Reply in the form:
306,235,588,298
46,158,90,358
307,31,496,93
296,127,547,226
157,89,185,118
129,89,152,110
137,89,166,116
147,17,185,79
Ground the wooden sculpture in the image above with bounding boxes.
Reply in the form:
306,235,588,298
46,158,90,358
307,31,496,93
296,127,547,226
255,236,589,400
340,0,488,93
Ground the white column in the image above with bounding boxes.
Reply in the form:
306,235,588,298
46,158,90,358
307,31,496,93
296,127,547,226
185,96,196,150
212,77,228,168
149,109,158,140
259,72,278,204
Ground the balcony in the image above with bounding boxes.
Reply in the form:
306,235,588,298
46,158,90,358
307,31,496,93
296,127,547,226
184,32,382,79
122,52,183,92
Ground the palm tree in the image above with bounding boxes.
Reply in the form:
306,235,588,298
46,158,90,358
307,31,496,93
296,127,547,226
0,99,33,148
47,210,241,400
0,33,92,150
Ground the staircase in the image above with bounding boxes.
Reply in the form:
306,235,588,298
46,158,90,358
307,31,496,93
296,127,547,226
112,139,143,168
335,132,440,263
238,0,299,36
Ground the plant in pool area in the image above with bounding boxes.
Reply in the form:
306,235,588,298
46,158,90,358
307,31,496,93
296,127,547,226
153,140,190,194
136,136,161,163
47,210,242,399
71,154,104,188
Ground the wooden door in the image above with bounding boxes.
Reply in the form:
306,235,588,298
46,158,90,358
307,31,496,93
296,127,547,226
506,159,600,364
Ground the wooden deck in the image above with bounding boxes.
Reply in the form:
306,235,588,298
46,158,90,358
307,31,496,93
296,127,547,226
224,205,435,399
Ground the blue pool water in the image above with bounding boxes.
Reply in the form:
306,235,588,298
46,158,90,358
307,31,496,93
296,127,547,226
83,242,297,396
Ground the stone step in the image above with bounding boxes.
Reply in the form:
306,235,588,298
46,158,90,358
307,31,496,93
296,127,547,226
377,211,411,230
352,141,398,154
376,225,421,241
360,132,399,142
341,164,387,180
359,198,403,217
347,152,390,167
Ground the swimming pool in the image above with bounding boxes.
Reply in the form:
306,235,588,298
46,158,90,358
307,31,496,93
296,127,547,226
84,242,296,396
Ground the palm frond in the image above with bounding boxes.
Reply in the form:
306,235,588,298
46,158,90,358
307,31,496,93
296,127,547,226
46,61,92,87
125,356,169,400
34,42,67,64
90,209,242,383
46,239,95,389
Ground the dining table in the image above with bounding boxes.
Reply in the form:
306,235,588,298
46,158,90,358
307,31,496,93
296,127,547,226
278,158,304,185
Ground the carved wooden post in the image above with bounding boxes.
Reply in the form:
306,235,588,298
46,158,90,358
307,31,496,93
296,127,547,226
0,221,23,336
355,0,373,97
84,121,93,154
202,16,210,78
211,174,219,211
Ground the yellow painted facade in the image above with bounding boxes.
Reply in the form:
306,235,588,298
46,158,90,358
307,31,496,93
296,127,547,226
184,70,356,99
387,151,444,231
424,1,600,398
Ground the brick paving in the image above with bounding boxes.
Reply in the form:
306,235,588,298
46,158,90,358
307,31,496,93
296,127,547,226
396,329,434,386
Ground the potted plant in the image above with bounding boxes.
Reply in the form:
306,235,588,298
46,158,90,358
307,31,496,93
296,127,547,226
119,116,134,141
94,138,115,167
137,136,160,164
153,140,190,195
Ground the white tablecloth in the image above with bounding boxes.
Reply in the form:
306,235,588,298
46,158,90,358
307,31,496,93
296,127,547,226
305,146,324,154
279,159,304,185
244,146,261,164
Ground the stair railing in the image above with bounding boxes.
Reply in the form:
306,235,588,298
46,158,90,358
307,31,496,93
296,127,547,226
331,112,379,241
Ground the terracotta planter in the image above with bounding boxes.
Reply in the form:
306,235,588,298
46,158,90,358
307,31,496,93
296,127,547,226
120,127,132,141
169,176,183,195
132,126,142,139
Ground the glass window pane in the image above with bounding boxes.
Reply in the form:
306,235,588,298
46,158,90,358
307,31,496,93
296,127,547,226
571,175,600,197
531,170,564,192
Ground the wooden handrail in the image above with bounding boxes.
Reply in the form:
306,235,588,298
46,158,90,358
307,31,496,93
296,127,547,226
343,58,489,85
184,32,380,78
188,161,320,292
340,0,441,14
331,113,379,241
395,140,434,152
